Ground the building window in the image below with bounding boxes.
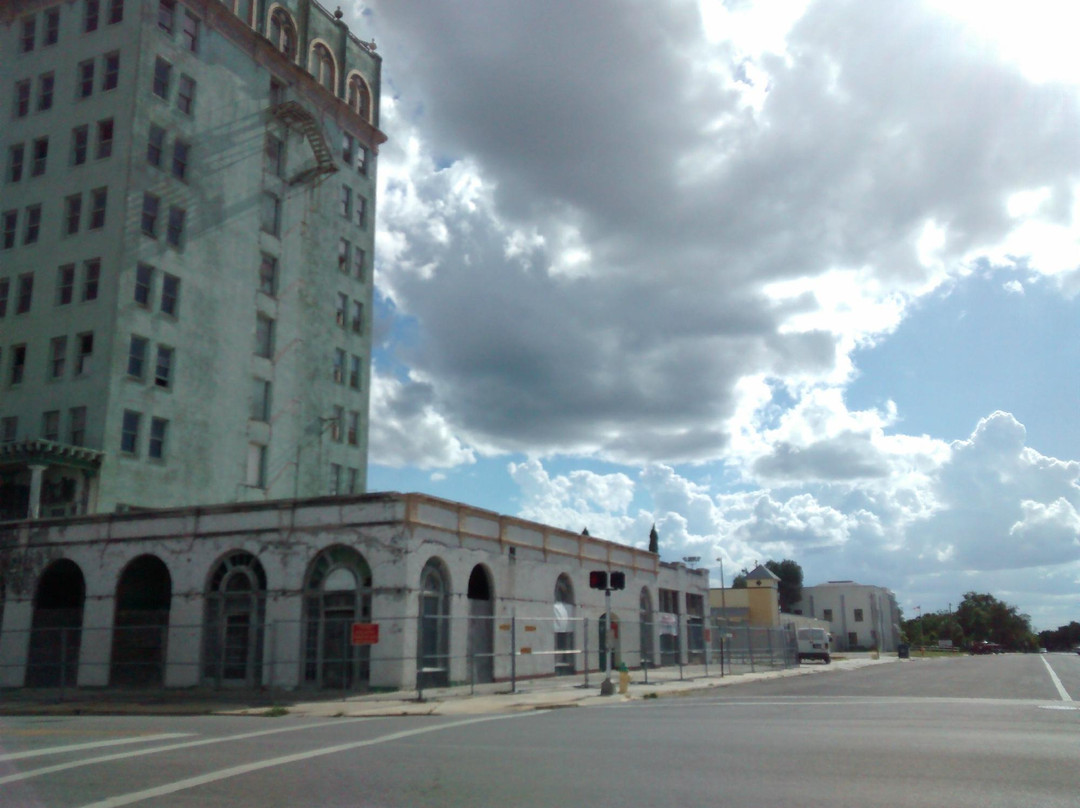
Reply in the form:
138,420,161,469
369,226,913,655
75,332,94,375
251,378,271,422
182,12,200,52
154,346,174,388
270,79,285,106
84,0,100,32
177,74,195,114
822,609,833,622
153,58,171,98
336,293,348,327
342,133,355,166
24,205,41,245
78,60,95,99
2,211,17,250
108,0,124,25
149,417,168,459
11,345,27,385
69,407,87,446
338,238,351,273
142,193,160,236
247,443,267,487
7,144,25,183
347,75,371,121
351,301,363,334
121,410,141,454
49,337,67,379
38,73,55,112
161,273,180,315
171,139,189,181
1,417,17,443
333,349,345,384
135,263,154,306
16,273,34,314
311,43,335,91
258,254,278,295
847,631,858,647
332,405,344,442
0,278,7,316
57,265,76,305
31,138,48,177
853,608,864,622
127,335,148,379
158,0,176,33
96,119,114,159
166,206,185,247
44,9,60,45
356,195,367,228
65,194,82,236
269,9,296,59
102,51,120,92
347,411,359,445
255,314,275,358
14,80,31,118
340,185,352,218
356,145,368,176
265,134,284,177
349,354,362,389
42,411,60,442
347,468,359,494
330,463,342,494
354,248,366,281
147,125,165,166
260,192,280,236
82,259,101,301
89,187,108,229
72,126,89,166
20,16,36,52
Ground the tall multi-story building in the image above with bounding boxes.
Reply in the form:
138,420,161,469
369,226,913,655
0,0,385,519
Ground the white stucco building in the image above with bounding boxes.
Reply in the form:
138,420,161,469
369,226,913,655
0,492,708,691
790,581,901,652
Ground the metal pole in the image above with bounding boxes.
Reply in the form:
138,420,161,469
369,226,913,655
582,616,589,687
600,591,614,695
60,627,67,701
510,610,517,693
747,622,755,672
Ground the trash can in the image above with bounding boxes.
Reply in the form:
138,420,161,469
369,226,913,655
897,643,910,659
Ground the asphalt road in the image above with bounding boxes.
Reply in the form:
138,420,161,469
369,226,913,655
3,653,1079,808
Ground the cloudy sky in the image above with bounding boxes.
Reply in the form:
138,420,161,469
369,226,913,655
349,0,1080,630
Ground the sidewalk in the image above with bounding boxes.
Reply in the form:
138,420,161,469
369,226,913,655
0,655,899,718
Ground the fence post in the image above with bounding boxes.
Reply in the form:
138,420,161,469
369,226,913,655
747,623,755,673
703,622,709,677
582,616,589,688
678,614,685,681
60,627,67,701
766,627,773,669
267,620,276,693
510,611,517,694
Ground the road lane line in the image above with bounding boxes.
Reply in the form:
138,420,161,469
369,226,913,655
1040,656,1072,702
0,734,193,762
0,718,371,786
77,714,533,808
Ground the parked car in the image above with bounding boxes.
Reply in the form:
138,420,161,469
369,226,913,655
971,641,1003,655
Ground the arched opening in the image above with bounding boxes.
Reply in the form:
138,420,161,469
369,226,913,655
268,7,296,60
310,42,336,92
203,552,267,687
553,574,575,675
466,565,494,684
27,559,85,687
110,555,172,686
598,612,622,672
417,559,450,688
347,73,371,121
303,546,371,689
639,587,654,668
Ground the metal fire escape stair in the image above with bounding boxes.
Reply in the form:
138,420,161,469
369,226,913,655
271,101,338,185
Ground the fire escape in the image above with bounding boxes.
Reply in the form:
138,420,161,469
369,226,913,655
271,100,338,186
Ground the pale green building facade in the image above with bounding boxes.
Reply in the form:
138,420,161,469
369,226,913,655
0,0,385,518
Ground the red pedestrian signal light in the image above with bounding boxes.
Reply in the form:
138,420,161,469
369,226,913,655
589,570,608,590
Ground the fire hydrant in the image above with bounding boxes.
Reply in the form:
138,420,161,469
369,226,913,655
618,662,630,695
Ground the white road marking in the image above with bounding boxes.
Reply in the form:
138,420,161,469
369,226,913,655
1040,656,1072,702
0,734,193,762
0,718,371,786
77,714,532,808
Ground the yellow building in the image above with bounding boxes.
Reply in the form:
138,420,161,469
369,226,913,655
709,564,781,627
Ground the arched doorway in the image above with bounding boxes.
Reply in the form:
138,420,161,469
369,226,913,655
466,565,494,684
111,555,172,686
417,559,450,688
303,546,372,689
554,574,575,675
203,552,267,687
27,559,85,687
598,612,622,672
639,587,654,668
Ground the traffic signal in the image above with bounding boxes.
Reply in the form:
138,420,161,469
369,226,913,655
609,571,626,590
589,570,608,590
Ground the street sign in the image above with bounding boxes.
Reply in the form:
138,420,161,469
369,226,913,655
350,622,379,646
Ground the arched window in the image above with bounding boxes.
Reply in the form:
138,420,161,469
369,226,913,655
417,559,450,688
111,555,172,687
467,565,494,684
269,8,296,59
27,559,85,687
203,552,267,686
311,42,335,92
347,73,371,121
303,546,372,689
554,574,575,675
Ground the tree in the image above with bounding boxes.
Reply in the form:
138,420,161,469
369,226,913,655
765,559,803,613
648,524,658,555
731,570,748,589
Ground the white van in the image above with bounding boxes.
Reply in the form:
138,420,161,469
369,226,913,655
796,628,831,664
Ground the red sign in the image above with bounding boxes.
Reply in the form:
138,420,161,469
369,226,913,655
351,623,379,646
